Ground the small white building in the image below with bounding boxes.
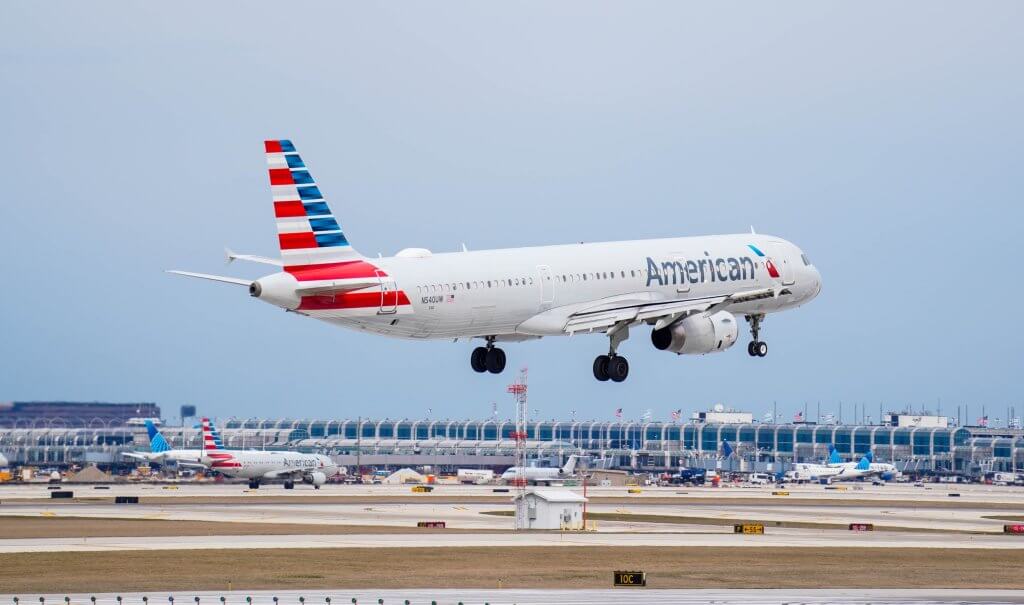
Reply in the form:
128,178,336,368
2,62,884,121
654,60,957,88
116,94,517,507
513,488,587,530
884,414,948,428
694,408,754,424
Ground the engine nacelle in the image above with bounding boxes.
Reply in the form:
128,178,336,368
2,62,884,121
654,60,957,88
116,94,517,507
304,471,328,486
651,311,739,355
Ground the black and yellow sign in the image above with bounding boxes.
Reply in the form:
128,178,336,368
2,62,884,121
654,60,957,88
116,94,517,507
733,523,765,534
613,571,646,587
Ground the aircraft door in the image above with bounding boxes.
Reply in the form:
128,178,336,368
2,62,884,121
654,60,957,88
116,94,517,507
537,265,554,310
376,270,398,314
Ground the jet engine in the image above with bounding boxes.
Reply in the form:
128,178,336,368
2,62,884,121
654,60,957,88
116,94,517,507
650,311,739,355
304,471,328,486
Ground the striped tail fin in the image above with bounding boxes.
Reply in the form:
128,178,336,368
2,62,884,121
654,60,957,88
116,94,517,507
264,139,362,266
200,417,223,452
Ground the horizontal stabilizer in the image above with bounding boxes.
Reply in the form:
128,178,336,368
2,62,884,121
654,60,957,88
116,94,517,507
225,248,283,267
167,271,252,287
294,279,381,296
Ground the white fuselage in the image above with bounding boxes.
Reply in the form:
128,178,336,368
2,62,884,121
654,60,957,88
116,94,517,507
255,233,821,341
203,449,339,481
500,466,570,484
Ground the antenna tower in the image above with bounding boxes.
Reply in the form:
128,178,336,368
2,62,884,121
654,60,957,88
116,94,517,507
507,367,529,529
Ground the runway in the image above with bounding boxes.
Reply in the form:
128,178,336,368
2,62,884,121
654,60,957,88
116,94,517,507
3,528,1024,553
3,481,1023,506
14,590,1024,604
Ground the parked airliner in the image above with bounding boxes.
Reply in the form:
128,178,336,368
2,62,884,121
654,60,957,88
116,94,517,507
501,455,578,485
122,419,206,466
171,140,821,382
198,418,340,489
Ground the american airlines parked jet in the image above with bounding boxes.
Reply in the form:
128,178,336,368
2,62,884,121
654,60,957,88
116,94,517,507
171,140,821,382
198,418,339,489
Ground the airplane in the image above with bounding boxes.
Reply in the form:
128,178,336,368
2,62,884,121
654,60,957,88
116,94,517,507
788,449,898,483
500,455,578,485
199,418,340,489
122,419,209,466
170,140,822,382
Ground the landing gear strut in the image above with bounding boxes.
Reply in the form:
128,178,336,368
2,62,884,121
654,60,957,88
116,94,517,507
471,337,506,374
594,323,630,382
746,314,768,357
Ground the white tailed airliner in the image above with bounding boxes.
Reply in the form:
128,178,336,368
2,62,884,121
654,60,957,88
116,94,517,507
171,140,821,382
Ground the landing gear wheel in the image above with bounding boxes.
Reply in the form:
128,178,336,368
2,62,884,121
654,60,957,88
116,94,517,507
248,479,259,490
593,355,610,381
745,314,767,359
608,356,629,382
485,347,506,374
284,480,294,490
470,347,488,373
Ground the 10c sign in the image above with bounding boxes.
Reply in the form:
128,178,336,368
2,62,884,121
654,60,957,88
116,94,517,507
614,571,646,587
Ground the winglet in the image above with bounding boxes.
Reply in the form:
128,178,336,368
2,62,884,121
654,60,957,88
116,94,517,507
750,225,757,234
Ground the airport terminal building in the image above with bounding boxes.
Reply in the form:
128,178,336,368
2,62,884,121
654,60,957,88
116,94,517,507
2,413,1023,477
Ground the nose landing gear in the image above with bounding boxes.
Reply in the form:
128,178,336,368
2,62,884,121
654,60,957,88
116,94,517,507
593,323,630,382
746,314,768,357
471,337,507,374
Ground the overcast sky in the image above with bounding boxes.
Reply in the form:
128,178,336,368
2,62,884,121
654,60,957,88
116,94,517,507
1,2,1021,425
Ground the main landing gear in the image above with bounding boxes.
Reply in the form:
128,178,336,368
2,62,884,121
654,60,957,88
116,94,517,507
284,480,295,490
593,323,630,383
247,478,260,490
471,337,507,374
746,314,768,357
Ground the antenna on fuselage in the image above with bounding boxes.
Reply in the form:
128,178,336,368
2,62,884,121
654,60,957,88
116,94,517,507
750,225,757,234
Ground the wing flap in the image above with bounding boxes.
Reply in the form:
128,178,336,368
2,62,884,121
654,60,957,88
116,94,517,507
262,468,304,479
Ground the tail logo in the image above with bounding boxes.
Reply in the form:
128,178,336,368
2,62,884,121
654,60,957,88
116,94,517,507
265,139,354,258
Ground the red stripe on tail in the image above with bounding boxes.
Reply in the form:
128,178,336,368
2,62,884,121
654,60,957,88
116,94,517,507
279,232,318,250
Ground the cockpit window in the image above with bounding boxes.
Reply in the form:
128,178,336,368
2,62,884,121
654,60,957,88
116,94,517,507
801,254,811,266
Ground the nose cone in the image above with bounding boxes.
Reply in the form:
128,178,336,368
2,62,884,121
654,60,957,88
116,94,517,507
809,265,822,300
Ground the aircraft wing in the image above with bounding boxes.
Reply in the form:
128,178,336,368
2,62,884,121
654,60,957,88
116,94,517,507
122,452,155,461
261,468,306,480
564,287,786,334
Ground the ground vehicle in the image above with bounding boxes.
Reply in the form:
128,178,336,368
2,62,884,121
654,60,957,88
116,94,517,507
993,472,1020,486
747,473,772,485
